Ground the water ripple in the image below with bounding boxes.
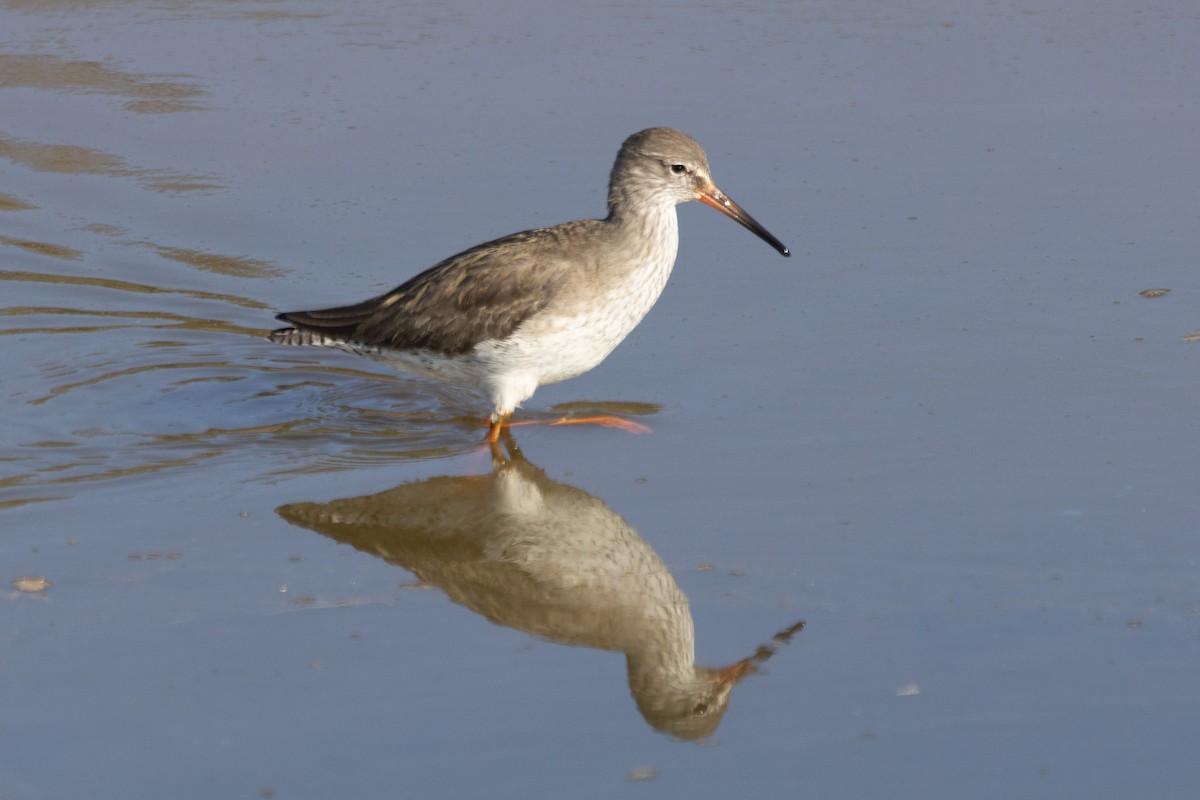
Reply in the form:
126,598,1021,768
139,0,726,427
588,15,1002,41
0,265,659,507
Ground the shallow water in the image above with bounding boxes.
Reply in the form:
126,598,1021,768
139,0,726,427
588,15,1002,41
3,2,1199,798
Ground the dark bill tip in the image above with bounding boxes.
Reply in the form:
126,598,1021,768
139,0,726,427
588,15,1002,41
698,188,790,257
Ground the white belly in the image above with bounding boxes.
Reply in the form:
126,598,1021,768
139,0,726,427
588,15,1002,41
476,247,676,411
347,217,679,418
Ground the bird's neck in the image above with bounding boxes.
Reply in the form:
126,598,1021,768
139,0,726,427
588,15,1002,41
605,196,680,266
624,605,698,691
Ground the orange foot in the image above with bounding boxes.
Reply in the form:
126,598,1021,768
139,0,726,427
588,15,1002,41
486,414,652,441
545,415,652,434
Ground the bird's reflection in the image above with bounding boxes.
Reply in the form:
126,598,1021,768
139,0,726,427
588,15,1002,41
277,434,804,740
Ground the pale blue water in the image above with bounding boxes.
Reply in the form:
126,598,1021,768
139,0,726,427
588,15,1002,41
2,2,1198,798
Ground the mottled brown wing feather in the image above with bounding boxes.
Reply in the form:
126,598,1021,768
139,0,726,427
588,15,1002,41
275,224,588,356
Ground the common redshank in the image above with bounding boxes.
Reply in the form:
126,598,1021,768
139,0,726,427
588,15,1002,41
268,127,789,441
278,432,805,739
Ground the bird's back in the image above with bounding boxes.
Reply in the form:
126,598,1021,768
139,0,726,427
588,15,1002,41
270,220,611,356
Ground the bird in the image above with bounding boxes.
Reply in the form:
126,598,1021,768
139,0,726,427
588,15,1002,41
268,127,789,442
277,432,805,739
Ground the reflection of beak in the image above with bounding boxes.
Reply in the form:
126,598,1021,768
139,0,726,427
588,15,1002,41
697,185,790,257
716,658,758,688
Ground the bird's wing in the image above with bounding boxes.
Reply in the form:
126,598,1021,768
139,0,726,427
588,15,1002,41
275,224,589,356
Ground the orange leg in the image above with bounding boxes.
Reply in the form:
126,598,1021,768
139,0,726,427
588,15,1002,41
484,413,651,441
548,415,652,434
485,415,507,444
505,415,652,435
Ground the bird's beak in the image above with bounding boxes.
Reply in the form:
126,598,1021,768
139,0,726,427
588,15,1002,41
697,185,790,257
715,657,758,688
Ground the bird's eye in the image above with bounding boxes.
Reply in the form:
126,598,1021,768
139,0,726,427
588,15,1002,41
670,164,688,174
692,702,710,715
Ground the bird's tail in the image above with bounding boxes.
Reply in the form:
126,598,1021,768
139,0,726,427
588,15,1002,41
267,304,376,347
267,327,344,347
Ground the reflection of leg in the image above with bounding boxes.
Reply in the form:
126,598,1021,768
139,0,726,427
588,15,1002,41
487,427,526,464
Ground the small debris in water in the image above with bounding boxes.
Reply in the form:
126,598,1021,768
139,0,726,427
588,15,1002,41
1183,330,1200,342
1139,288,1170,298
626,766,660,783
895,683,921,696
12,577,51,593
697,562,715,571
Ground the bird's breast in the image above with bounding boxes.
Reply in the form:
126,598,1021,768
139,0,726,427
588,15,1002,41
491,236,678,385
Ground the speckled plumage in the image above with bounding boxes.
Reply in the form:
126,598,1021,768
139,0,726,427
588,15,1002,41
268,128,789,438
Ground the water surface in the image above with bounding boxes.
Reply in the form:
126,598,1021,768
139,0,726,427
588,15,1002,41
3,2,1198,798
